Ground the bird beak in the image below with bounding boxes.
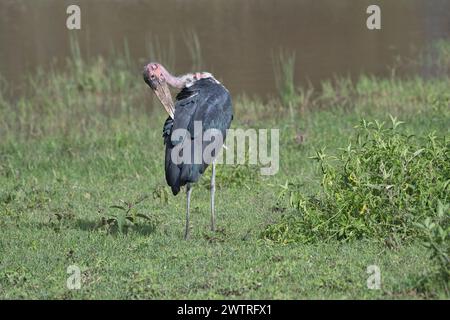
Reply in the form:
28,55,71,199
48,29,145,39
154,82,175,119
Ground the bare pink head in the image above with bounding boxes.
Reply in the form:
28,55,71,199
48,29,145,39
143,63,177,118
143,62,215,118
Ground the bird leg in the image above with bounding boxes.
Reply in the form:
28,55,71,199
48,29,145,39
185,183,193,240
210,161,216,232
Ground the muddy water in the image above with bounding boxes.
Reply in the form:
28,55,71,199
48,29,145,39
0,0,449,97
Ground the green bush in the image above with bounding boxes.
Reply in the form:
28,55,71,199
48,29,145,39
262,116,449,244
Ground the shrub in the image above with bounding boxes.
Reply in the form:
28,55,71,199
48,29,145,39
262,116,449,244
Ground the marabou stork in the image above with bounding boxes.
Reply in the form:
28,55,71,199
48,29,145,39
143,63,233,239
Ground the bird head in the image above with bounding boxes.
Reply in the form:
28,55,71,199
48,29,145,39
143,62,175,119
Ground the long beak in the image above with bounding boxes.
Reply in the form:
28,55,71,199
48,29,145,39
154,82,175,119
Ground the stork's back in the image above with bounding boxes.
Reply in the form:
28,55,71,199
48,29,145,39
163,78,233,195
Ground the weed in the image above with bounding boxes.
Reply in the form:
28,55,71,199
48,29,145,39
101,195,156,234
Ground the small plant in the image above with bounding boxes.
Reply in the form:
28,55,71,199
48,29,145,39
101,195,154,233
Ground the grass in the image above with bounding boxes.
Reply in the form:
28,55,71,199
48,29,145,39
272,49,300,117
0,40,449,299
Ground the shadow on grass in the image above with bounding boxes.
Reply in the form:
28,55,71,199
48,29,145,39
75,218,158,236
33,218,157,236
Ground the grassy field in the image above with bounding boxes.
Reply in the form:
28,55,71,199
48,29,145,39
0,42,449,299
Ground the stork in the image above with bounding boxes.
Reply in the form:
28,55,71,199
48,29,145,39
143,63,233,239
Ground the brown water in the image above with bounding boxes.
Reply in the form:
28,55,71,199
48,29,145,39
0,0,449,97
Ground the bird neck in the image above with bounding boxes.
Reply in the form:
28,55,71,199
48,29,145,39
161,65,213,89
159,65,188,89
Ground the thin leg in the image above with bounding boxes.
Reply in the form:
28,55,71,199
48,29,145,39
185,183,193,240
210,161,216,232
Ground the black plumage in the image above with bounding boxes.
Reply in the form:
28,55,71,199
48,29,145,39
163,78,233,195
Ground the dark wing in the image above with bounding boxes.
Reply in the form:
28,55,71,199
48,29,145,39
163,78,233,195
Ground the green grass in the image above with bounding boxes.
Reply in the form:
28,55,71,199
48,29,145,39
0,42,449,299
